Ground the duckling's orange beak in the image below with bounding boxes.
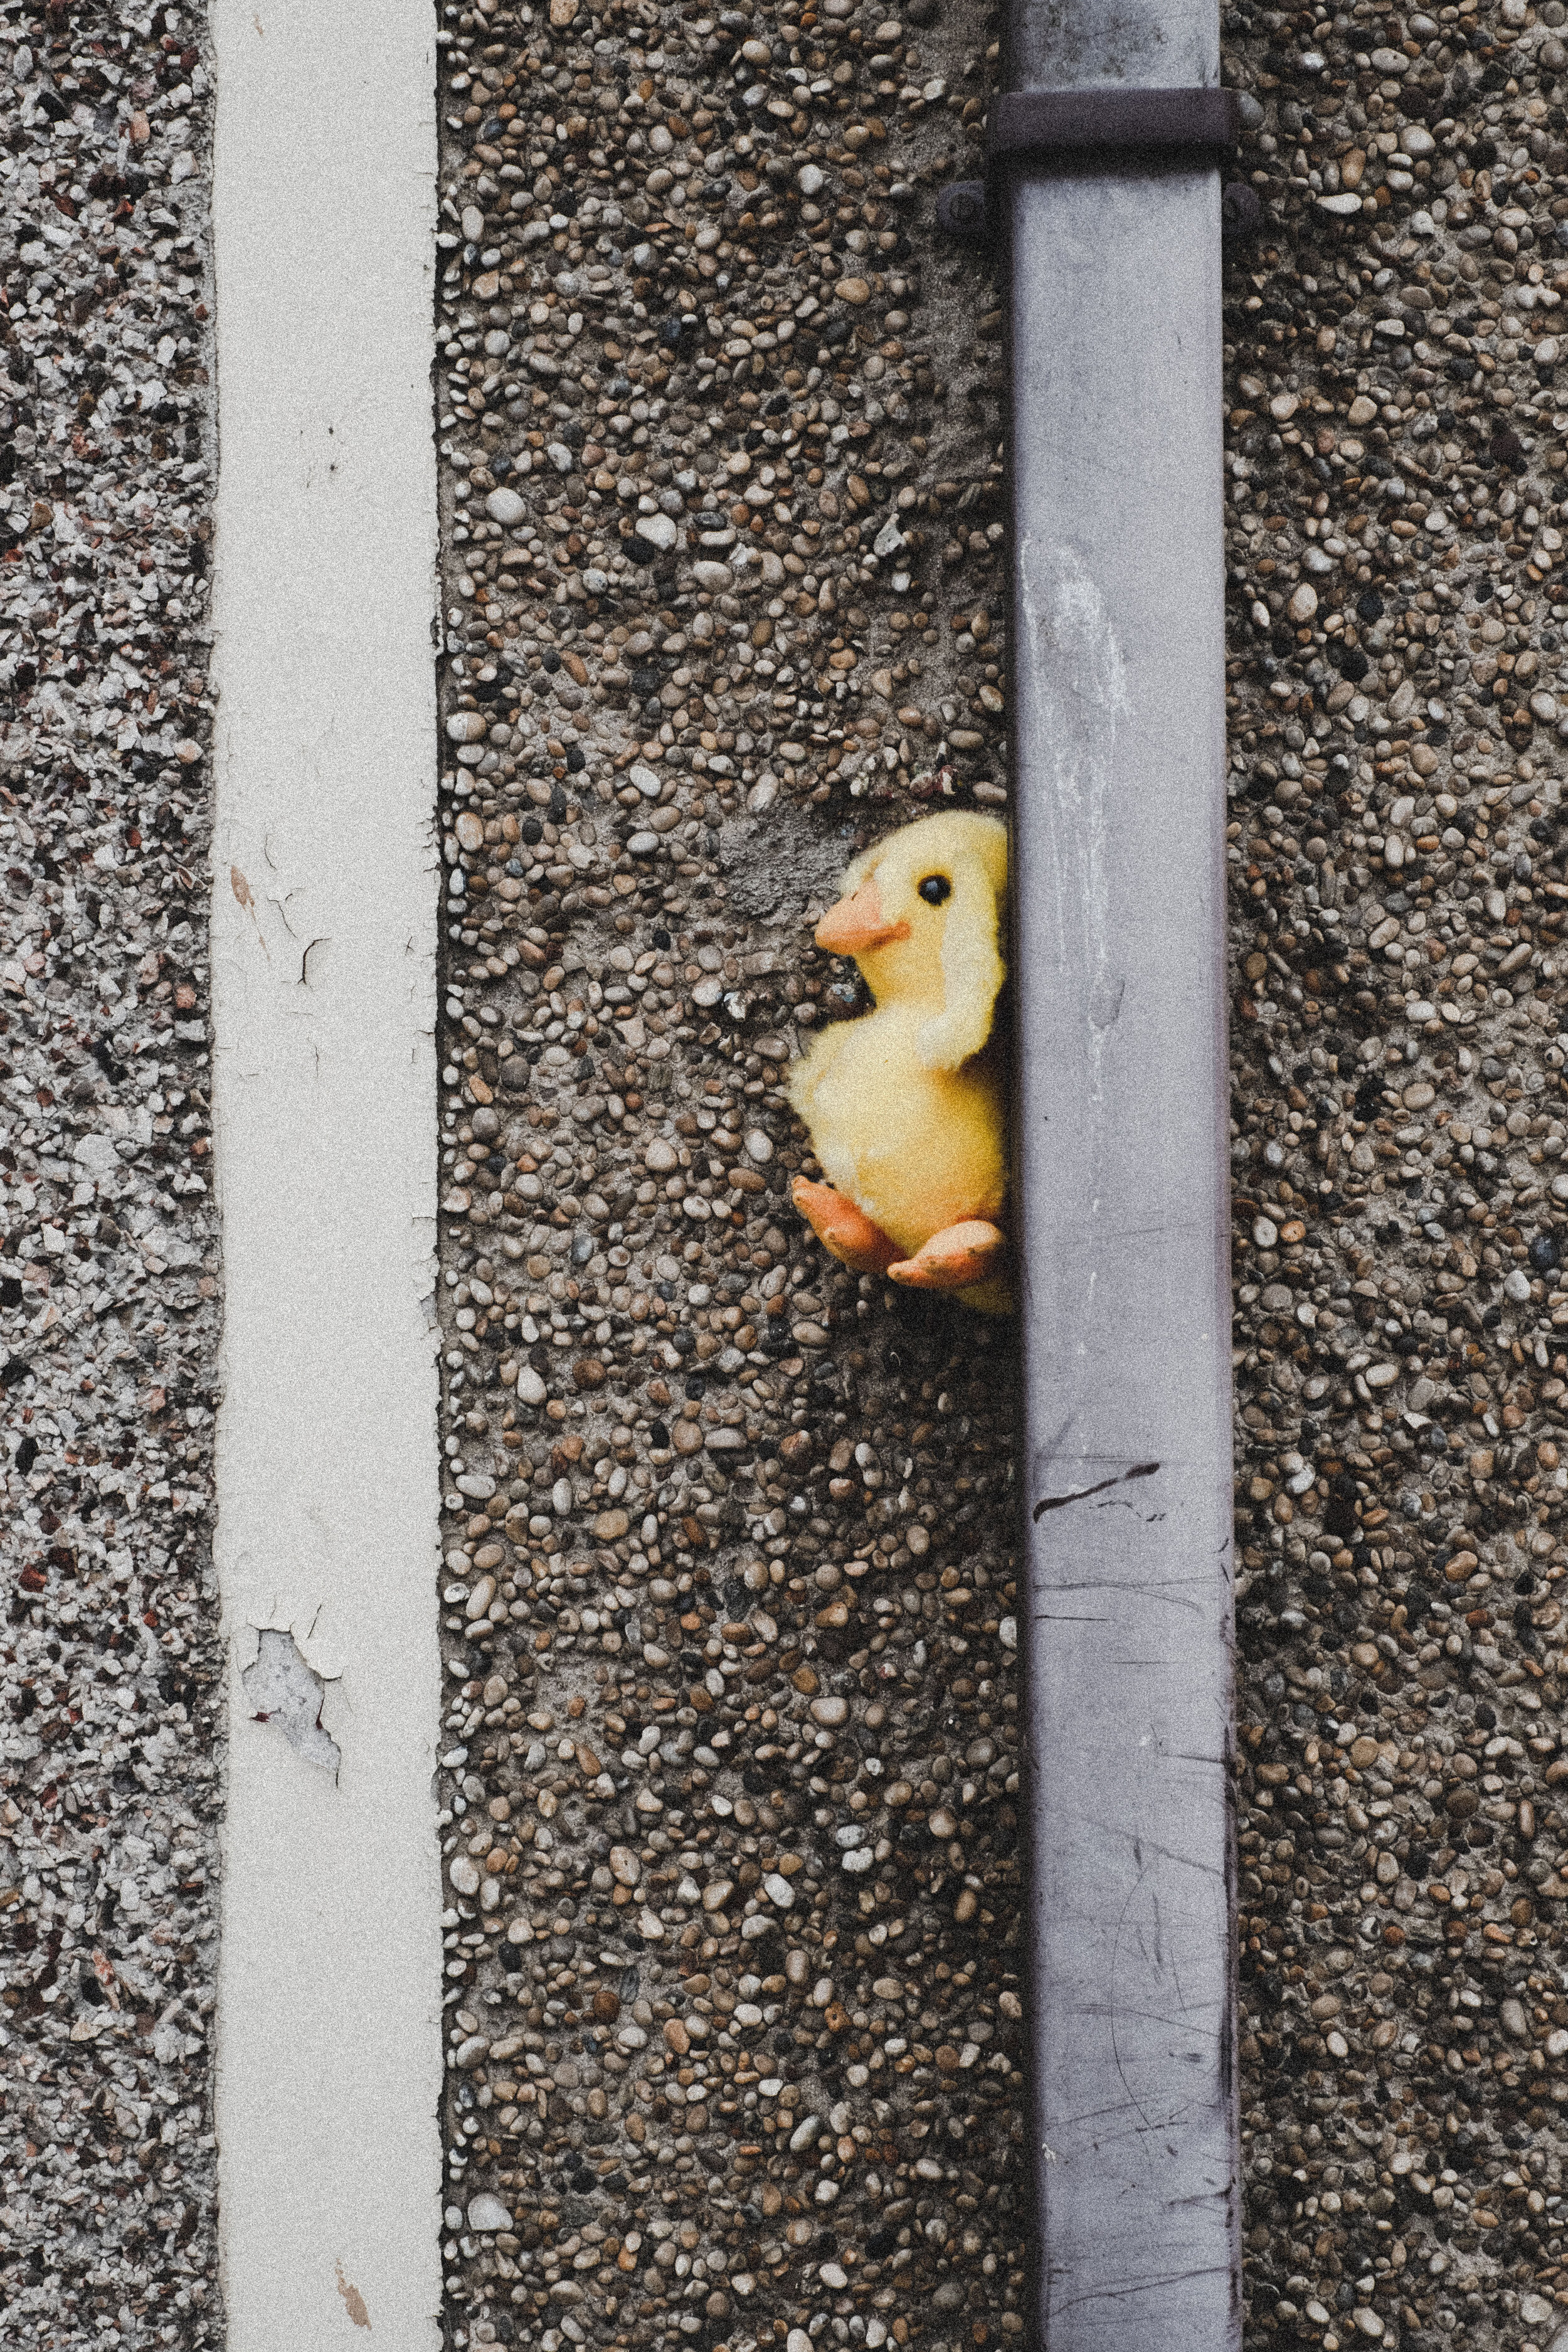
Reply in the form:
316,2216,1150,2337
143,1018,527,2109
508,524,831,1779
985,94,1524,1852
815,877,911,956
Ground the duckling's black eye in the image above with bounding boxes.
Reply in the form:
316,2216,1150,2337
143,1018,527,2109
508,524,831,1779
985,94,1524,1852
918,874,951,906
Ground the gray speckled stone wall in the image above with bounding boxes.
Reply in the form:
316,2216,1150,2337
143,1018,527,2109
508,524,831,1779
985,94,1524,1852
0,4,220,2346
38,0,1568,2345
1226,1,1568,2346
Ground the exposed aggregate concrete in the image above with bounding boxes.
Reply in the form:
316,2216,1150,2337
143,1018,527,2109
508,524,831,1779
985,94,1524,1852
431,1,1025,2348
28,1,1568,2348
1226,0,1568,2346
0,1,220,2347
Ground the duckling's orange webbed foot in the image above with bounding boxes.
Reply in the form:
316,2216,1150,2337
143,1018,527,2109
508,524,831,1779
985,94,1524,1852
792,1179,902,1276
887,1219,1007,1292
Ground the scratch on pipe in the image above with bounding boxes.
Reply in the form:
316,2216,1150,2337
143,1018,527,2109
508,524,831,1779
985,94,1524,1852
1108,1866,1161,2129
1122,1827,1227,1880
1055,2262,1237,2312
300,936,329,986
1033,1461,1159,1521
1043,1571,1205,1608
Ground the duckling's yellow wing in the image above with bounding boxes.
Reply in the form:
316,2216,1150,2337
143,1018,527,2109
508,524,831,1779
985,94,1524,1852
785,1018,850,1133
790,1012,1005,1260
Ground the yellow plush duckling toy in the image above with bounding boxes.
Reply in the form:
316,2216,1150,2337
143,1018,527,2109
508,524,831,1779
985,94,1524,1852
787,810,1010,1313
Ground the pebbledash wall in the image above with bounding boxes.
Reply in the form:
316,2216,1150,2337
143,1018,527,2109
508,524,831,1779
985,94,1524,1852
22,0,1568,2349
0,4,221,2349
1226,2,1568,2348
425,0,1029,2346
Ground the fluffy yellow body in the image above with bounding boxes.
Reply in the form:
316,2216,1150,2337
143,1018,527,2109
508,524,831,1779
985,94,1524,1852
785,809,1011,1313
787,1011,1006,1268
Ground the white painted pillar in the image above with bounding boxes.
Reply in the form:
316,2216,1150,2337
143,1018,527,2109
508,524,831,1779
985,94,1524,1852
209,2,442,2342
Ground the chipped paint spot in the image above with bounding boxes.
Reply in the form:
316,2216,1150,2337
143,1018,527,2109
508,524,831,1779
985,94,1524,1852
241,1628,340,1774
230,863,270,957
336,2262,371,2329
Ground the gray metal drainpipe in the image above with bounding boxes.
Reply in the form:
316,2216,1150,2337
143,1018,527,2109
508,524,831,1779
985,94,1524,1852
997,0,1241,2341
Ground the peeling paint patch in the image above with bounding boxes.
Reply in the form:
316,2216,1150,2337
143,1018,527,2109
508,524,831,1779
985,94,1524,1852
1017,534,1129,1078
241,1628,341,1773
336,2262,371,2329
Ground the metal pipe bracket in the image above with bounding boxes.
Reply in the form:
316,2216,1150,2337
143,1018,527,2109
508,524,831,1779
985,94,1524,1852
936,84,1258,246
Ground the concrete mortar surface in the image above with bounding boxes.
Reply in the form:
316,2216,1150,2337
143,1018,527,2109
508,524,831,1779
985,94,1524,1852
30,0,1568,2347
0,1,221,2348
428,1,1025,2348
1226,1,1568,2348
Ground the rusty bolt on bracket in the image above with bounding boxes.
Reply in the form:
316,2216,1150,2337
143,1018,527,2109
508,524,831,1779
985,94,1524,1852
935,178,988,241
1222,177,1264,246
